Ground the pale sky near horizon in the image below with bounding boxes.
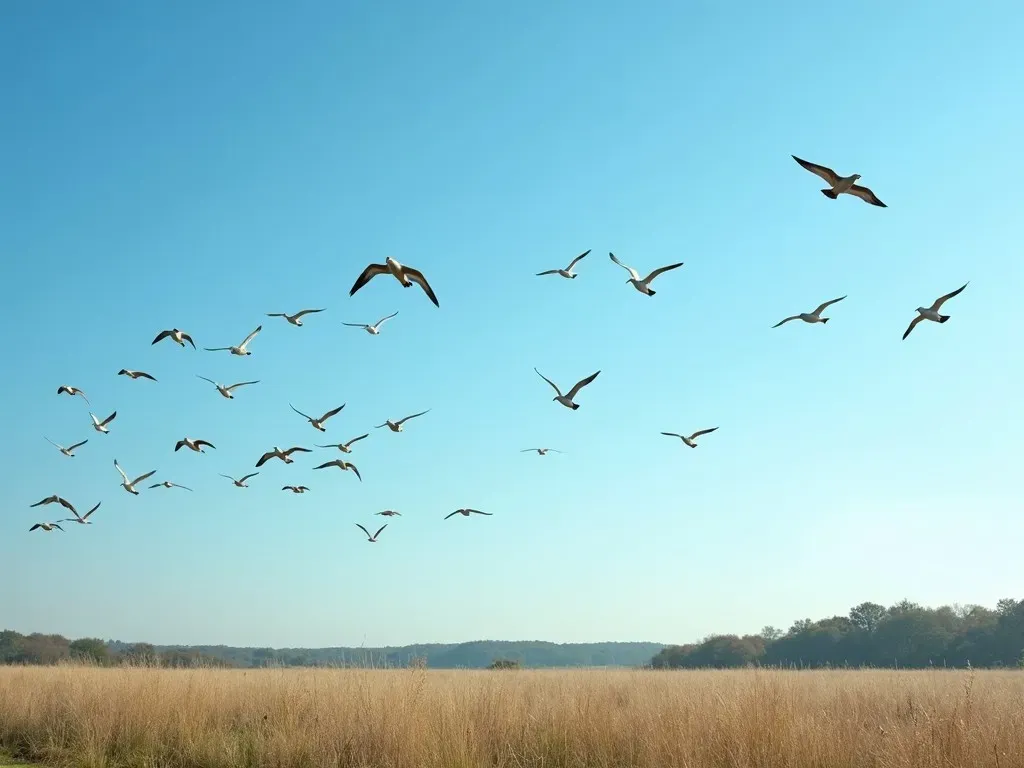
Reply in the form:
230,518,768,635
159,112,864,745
1,1,1022,648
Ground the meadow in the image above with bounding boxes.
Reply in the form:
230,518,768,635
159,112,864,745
1,665,1023,767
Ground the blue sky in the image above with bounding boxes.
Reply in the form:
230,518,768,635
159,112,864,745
1,1,1022,648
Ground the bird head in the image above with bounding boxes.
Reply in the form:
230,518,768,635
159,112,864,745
851,173,862,181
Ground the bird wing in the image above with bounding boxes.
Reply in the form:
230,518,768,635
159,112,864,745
266,313,286,318
403,267,440,307
349,263,389,297
812,295,847,315
608,252,640,281
293,308,325,318
68,439,89,451
56,497,77,514
174,484,194,491
355,523,372,538
255,452,275,467
689,427,719,439
535,269,560,276
90,412,101,426
240,473,258,482
204,347,232,352
468,509,492,515
374,423,389,428
566,370,601,400
100,411,117,426
44,437,60,448
226,380,260,391
902,315,924,340
342,322,369,327
196,375,218,386
565,249,591,270
284,446,312,455
931,282,969,310
290,404,313,421
348,463,362,481
29,523,43,531
151,330,172,344
132,470,157,485
660,432,683,438
318,404,346,422
375,311,399,326
181,333,196,349
148,483,162,489
345,434,369,446
30,496,56,507
195,440,216,449
396,410,430,425
520,448,538,452
772,316,799,328
52,523,64,531
443,510,460,520
113,460,129,483
847,184,887,207
313,461,335,470
239,325,262,347
642,262,684,284
81,502,100,520
533,368,563,397
373,525,387,539
136,371,157,381
791,155,841,186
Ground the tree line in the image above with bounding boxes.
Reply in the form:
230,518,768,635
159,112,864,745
0,632,232,668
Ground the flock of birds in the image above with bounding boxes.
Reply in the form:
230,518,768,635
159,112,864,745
28,155,970,539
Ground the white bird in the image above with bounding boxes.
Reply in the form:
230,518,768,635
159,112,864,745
149,481,193,491
355,523,387,542
151,328,196,349
56,385,90,403
204,325,262,356
376,510,402,517
61,502,101,525
315,434,369,454
772,295,847,328
30,495,77,515
266,308,325,326
534,367,601,410
313,459,362,481
444,508,493,520
220,472,258,487
29,522,64,532
342,311,400,335
661,427,719,448
90,411,117,434
374,410,430,432
175,437,216,453
349,257,439,307
195,375,260,399
536,249,591,279
791,155,887,207
44,437,88,457
520,447,564,455
902,282,969,341
282,485,311,494
608,253,684,296
290,403,346,432
114,459,157,495
117,369,157,381
255,446,311,467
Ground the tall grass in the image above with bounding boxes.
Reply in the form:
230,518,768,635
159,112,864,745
1,665,1022,767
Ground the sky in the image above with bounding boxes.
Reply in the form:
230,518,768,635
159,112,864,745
1,1,1022,649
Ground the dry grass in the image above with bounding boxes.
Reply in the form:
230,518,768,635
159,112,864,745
1,665,1023,767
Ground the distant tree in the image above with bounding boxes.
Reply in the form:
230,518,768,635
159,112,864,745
760,626,782,642
69,638,109,665
409,655,428,670
488,658,521,670
848,602,886,634
121,642,158,665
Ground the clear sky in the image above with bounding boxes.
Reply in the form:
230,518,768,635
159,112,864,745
2,1,1022,649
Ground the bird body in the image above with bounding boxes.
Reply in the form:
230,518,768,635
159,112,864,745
313,459,362,481
342,311,399,335
61,502,101,525
608,253,683,296
903,282,969,340
30,495,77,515
266,308,325,326
536,249,591,279
375,410,430,432
255,446,311,467
791,155,887,207
315,434,369,454
444,508,493,520
149,481,193,491
661,427,719,448
175,437,215,453
57,385,90,403
114,459,156,495
90,411,117,434
152,328,196,349
204,326,262,356
521,448,563,455
772,296,847,328
282,485,310,494
376,510,401,517
291,403,345,432
45,437,88,457
356,523,387,542
221,472,258,487
118,369,157,381
30,522,64,532
534,368,600,410
196,376,259,399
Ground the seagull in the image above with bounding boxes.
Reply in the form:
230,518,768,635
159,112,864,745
152,328,196,349
902,282,969,341
30,495,77,515
375,510,402,517
355,523,387,542
114,459,157,495
195,375,260,400
282,485,311,494
57,385,89,403
349,257,439,307
255,446,311,467
220,472,258,487
791,155,887,207
536,249,592,279
29,522,64,533
313,459,362,481
44,437,88,457
772,295,847,328
315,434,369,454
89,411,117,434
608,253,684,296
374,410,430,432
661,427,719,448
117,369,157,381
290,403,346,432
204,325,262,356
534,367,601,410
342,311,400,335
149,481,193,491
61,501,101,525
444,508,493,520
266,308,325,327
520,448,564,455
174,437,216,454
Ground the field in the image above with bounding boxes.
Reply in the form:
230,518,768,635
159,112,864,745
1,666,1023,767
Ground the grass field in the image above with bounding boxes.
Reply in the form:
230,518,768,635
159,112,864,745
1,665,1022,767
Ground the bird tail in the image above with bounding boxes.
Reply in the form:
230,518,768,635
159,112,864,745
938,314,950,323
570,403,580,410
820,317,829,324
647,289,656,296
821,188,839,199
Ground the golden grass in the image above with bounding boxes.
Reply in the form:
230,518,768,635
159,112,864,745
1,665,1023,767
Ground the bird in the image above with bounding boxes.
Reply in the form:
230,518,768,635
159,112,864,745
315,434,369,454
661,427,719,448
376,510,402,517
313,459,362,481
114,459,157,495
342,311,400,335
89,411,117,434
290,403,346,432
30,495,77,515
195,375,260,400
220,472,258,487
255,446,311,467
282,485,311,494
791,155,887,207
902,282,970,341
608,253,684,296
534,367,601,410
29,522,64,533
374,410,430,432
266,308,325,326
355,523,387,542
117,369,157,381
60,502,101,525
149,481,193,491
44,437,88,457
772,295,848,328
174,437,216,453
444,508,493,520
56,385,90,403
349,257,439,307
204,325,262,356
151,328,196,349
536,249,592,279
521,448,564,455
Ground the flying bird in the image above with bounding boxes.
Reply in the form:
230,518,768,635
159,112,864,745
89,411,117,434
772,295,847,328
117,369,157,381
444,508,493,520
30,495,77,515
204,325,262,356
149,481,193,491
349,257,439,307
791,155,887,207
534,367,601,410
57,385,90,403
315,434,369,454
174,437,216,453
342,311,400,335
902,282,969,341
152,328,196,349
266,308,325,326
44,437,88,458
113,459,157,495
255,446,312,467
290,403,346,432
376,510,402,517
282,485,311,494
608,253,684,296
536,249,591,279
521,448,564,455
60,501,101,525
195,375,260,400
661,427,719,448
355,523,387,542
220,472,258,487
29,522,64,533
375,410,430,432
313,459,362,481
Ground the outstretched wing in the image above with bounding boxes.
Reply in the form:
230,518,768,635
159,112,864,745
132,470,157,485
931,282,969,311
608,252,640,281
290,403,313,421
342,322,369,328
791,155,841,186
113,460,129,483
443,510,460,520
566,370,601,400
566,249,591,270
345,434,369,447
397,409,430,425
349,263,389,297
689,427,719,439
373,525,387,539
81,502,101,520
535,269,560,276
151,330,172,344
181,333,197,349
284,446,312,455
375,311,399,326
533,368,563,397
318,404,346,423
196,375,218,386
226,380,260,391
100,411,117,426
239,473,259,483
642,262,684,284
847,184,887,208
348,463,362,481
355,523,372,538
403,267,440,307
467,509,492,515
293,308,325,318
812,295,847,316
660,432,683,439
255,452,275,467
195,440,216,450
68,439,89,451
240,325,262,347
772,316,799,328
203,347,232,352
902,314,923,341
